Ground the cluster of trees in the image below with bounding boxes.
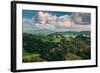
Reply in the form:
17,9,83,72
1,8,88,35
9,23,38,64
22,32,91,63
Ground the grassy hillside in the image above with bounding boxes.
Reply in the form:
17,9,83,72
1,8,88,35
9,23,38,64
22,31,91,63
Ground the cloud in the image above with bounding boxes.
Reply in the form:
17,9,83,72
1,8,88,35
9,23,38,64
23,18,33,25
37,11,57,25
33,11,56,30
72,13,91,25
23,11,91,32
22,17,56,31
23,19,33,32
35,24,56,30
24,11,70,30
22,18,38,32
37,11,49,24
57,15,72,28
34,11,72,29
69,12,91,31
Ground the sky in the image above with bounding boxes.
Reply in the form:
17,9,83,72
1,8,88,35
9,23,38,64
23,10,72,19
22,10,91,32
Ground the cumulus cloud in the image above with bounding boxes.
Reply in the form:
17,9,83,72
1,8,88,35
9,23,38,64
23,11,91,32
27,11,72,30
33,11,56,30
72,13,91,25
37,11,49,24
70,12,91,31
57,15,72,28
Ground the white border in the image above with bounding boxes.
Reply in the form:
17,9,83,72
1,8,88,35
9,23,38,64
16,4,96,70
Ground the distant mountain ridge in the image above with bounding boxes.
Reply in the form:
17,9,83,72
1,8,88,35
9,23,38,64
23,29,90,36
53,31,90,35
23,29,56,35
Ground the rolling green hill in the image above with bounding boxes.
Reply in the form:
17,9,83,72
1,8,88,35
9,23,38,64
22,31,91,63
